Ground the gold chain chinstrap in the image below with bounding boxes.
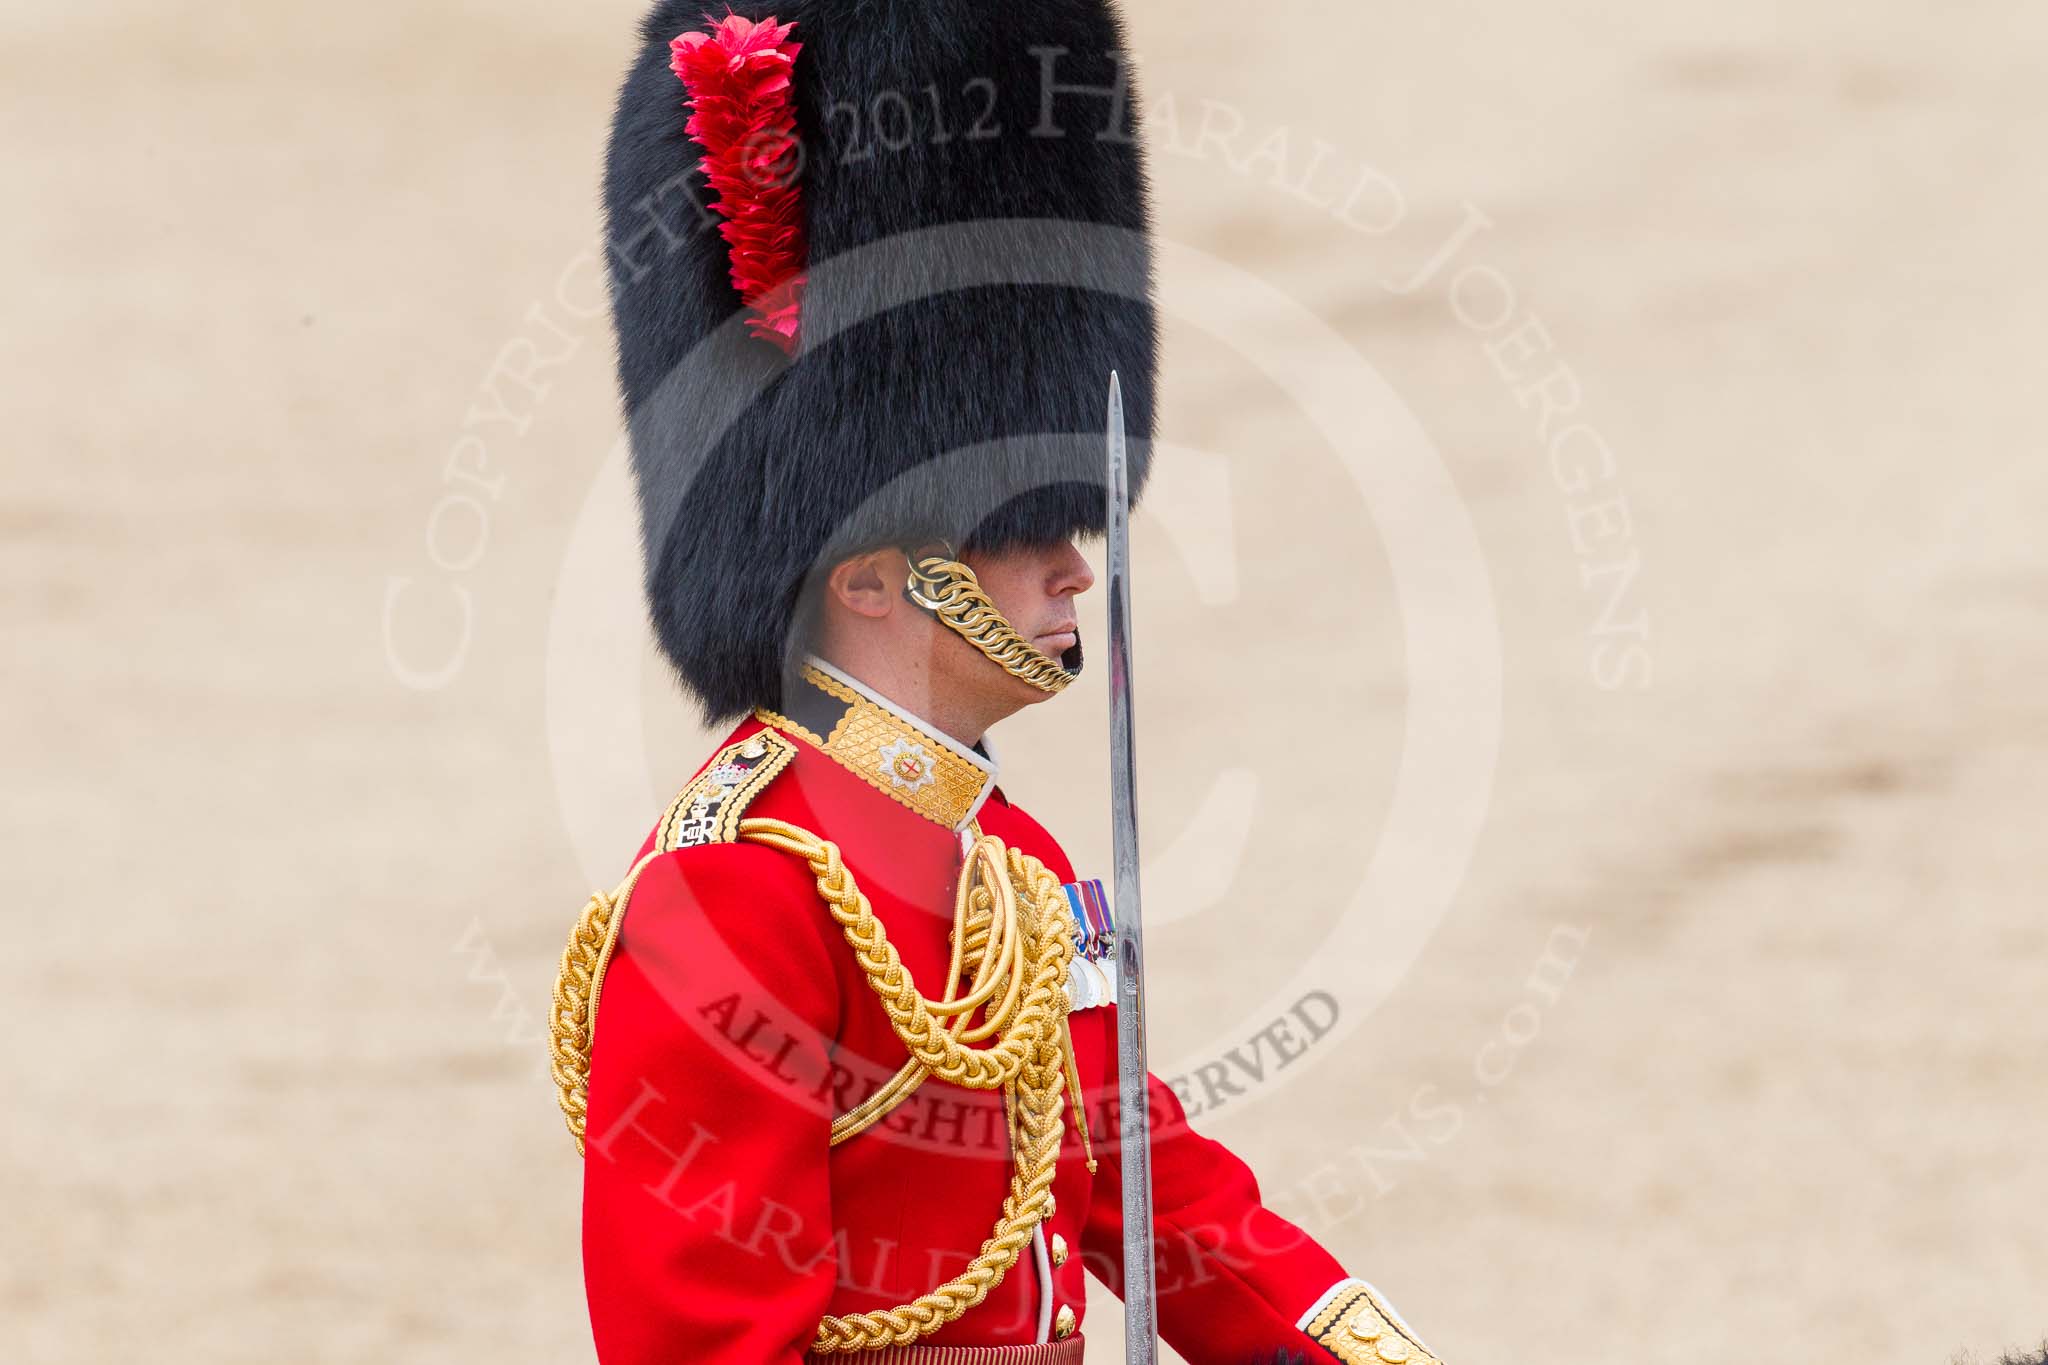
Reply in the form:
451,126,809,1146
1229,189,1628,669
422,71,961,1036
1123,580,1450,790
906,555,1077,695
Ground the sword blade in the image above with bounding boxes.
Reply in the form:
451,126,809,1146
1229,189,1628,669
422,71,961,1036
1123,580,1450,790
1105,370,1159,1365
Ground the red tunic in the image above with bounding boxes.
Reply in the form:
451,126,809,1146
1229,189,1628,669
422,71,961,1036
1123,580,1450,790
577,669,1428,1364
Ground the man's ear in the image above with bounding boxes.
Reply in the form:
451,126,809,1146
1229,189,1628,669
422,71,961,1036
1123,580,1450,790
824,550,899,620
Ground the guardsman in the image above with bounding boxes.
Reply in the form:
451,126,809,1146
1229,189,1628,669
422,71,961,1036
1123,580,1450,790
549,3,1452,1362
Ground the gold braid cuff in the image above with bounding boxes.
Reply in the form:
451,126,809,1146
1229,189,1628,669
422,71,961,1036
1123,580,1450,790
906,554,1077,695
1298,1279,1445,1365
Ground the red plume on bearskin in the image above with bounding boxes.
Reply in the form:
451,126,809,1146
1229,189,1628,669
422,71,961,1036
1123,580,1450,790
669,13,807,354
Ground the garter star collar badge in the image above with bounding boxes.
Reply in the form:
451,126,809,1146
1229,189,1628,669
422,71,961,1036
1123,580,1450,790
877,736,936,793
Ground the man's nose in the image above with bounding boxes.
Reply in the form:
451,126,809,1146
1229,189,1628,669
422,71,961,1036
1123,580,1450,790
1052,540,1096,596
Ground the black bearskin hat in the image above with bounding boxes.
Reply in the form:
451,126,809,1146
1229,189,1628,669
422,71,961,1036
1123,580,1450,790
605,0,1157,720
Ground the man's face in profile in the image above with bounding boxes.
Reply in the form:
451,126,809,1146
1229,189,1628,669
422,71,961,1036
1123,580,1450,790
944,537,1094,709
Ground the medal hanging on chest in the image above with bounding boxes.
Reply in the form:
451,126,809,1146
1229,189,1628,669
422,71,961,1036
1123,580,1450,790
1060,878,1117,1011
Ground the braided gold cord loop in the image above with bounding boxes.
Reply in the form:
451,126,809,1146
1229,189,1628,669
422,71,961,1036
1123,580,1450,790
734,818,1082,1354
828,834,1019,1146
906,555,1077,695
744,822,1058,1092
550,850,661,1156
551,814,1087,1352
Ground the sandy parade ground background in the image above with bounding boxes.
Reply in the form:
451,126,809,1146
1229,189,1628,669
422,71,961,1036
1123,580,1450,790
8,0,2047,1361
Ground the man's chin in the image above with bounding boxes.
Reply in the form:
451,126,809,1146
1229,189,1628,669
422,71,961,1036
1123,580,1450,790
986,635,1082,711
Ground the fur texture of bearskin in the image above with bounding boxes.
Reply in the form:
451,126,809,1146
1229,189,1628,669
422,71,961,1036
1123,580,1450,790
605,0,1157,719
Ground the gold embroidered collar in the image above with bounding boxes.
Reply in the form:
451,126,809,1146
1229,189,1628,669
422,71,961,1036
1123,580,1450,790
754,657,998,832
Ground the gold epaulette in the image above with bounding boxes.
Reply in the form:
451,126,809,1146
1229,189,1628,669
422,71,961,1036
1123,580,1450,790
548,730,797,1154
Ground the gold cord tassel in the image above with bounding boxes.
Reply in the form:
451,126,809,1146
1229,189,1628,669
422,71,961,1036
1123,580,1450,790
1063,1042,1097,1174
